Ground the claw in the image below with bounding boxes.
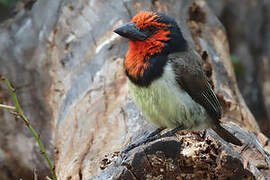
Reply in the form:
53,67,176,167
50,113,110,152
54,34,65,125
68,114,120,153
120,126,183,155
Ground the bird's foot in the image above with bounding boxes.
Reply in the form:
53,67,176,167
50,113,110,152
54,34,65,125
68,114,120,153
120,126,183,157
158,125,184,139
121,128,164,157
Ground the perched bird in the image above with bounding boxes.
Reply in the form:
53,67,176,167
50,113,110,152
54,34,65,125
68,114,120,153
114,11,242,148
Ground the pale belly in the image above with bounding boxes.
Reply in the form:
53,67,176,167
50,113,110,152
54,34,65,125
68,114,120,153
128,63,213,130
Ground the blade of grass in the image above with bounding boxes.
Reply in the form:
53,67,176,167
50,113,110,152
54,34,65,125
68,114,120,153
1,76,57,180
0,104,16,111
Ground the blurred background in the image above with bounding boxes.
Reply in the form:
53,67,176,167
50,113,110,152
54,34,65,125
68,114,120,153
207,0,270,138
0,0,269,179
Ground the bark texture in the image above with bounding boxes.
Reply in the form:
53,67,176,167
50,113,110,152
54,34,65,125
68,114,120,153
0,0,269,179
207,0,270,138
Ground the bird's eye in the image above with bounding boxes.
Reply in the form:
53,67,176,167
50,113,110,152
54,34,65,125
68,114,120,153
141,26,157,36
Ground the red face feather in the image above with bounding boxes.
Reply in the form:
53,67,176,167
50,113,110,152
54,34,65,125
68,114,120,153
124,11,171,79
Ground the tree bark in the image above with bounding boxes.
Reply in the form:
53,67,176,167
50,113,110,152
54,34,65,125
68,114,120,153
0,0,269,179
207,0,270,138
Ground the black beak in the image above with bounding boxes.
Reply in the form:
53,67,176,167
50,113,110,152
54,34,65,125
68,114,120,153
114,23,147,41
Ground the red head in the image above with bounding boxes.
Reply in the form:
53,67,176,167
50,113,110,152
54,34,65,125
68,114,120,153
114,11,187,86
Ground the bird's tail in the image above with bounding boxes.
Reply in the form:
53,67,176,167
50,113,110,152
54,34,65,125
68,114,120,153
212,124,242,146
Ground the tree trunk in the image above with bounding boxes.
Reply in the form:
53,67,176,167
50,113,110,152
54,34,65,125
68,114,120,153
207,0,270,138
0,0,269,179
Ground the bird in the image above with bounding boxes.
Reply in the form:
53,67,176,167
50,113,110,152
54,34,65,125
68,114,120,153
113,11,242,151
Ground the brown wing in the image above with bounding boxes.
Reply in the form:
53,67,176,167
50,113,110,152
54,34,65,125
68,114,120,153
169,51,222,121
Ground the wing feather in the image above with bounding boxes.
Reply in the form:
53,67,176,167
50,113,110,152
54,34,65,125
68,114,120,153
169,51,222,121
